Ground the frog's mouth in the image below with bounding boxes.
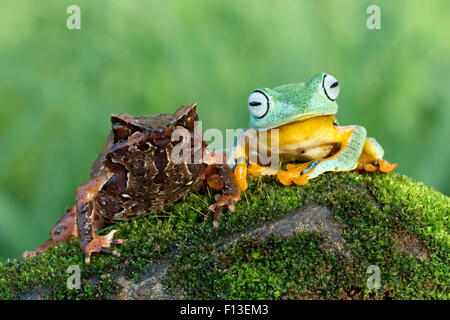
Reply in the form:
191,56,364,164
265,111,337,130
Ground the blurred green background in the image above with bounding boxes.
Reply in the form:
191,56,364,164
0,0,449,260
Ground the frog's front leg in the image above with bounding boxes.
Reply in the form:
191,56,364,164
76,172,123,263
204,163,241,228
278,126,367,186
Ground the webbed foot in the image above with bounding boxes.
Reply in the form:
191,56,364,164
22,239,56,259
356,159,397,173
205,164,241,228
22,205,78,259
206,193,240,228
83,230,124,264
378,159,397,172
277,161,318,186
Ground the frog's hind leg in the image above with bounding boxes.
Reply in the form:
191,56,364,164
357,137,397,172
205,164,241,228
22,205,78,259
76,172,124,264
278,126,367,186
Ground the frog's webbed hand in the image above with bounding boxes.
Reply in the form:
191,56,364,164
76,172,123,264
231,131,251,191
278,126,367,186
22,205,78,259
204,163,241,228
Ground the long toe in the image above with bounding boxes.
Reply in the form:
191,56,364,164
379,160,397,172
277,170,293,186
292,174,309,186
83,229,124,264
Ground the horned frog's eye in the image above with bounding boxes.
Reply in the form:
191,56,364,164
248,90,269,118
323,74,340,101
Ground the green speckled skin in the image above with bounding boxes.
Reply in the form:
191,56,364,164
366,137,385,159
249,73,338,129
244,72,389,180
310,126,367,179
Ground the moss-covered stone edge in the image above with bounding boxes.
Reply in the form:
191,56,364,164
0,172,448,299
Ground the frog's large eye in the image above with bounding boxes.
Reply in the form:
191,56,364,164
323,74,340,101
248,90,269,118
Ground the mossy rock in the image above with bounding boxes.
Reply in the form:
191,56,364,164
0,172,448,300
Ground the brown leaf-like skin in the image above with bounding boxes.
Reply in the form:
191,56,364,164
23,103,240,263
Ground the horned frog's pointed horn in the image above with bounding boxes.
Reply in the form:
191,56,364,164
173,103,198,130
174,103,198,119
110,113,142,141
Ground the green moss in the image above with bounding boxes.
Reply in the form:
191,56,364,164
0,172,448,299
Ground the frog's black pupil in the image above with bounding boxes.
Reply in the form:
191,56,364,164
249,101,261,106
330,82,339,88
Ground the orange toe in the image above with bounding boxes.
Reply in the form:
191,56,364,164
277,170,293,186
379,159,397,172
292,174,309,186
247,163,263,176
234,163,248,191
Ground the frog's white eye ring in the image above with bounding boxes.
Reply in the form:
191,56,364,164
248,90,269,118
323,74,340,101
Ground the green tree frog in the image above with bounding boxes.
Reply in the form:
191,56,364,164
233,73,397,191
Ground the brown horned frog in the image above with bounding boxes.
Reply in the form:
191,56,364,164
23,104,241,263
